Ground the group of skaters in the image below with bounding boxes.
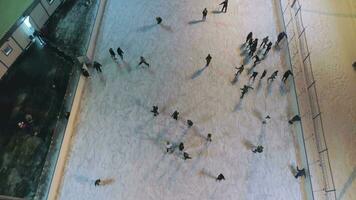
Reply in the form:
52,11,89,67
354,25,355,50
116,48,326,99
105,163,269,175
93,2,306,186
235,31,291,100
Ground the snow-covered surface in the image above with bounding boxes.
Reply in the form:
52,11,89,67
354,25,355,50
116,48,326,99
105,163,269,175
297,0,356,199
57,0,307,199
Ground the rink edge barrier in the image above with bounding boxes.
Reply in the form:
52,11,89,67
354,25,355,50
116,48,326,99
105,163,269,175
46,0,108,199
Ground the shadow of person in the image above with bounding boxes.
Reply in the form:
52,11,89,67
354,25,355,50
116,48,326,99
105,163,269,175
212,10,223,14
242,139,255,150
199,169,216,179
188,19,204,25
191,66,208,79
160,24,173,32
136,24,157,32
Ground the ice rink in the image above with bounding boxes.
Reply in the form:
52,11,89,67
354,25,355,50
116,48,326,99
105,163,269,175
57,0,306,199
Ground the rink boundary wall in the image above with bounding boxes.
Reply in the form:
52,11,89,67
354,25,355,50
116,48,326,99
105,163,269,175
277,0,337,199
46,0,108,199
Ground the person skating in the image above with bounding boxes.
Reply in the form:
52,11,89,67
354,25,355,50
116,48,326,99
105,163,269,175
294,166,306,179
245,32,253,45
172,110,179,120
206,54,212,67
260,70,267,80
93,61,102,73
253,55,261,66
262,115,271,124
202,8,208,21
95,179,101,186
179,142,184,151
187,120,193,127
117,47,124,60
151,106,159,116
250,71,259,82
139,56,150,67
282,70,293,83
109,48,116,60
240,85,254,99
267,70,278,82
263,42,273,57
216,173,225,181
207,133,212,142
166,141,173,153
219,0,228,13
275,31,287,47
183,152,192,160
249,39,258,57
260,36,269,48
288,115,301,124
156,17,162,24
252,145,264,153
235,65,244,76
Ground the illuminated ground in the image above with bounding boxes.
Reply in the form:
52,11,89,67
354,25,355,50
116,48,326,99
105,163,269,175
57,0,307,199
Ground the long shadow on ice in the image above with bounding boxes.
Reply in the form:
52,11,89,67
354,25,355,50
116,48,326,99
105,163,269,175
212,10,223,14
233,98,243,112
188,19,204,25
136,24,157,32
191,66,208,79
160,24,173,32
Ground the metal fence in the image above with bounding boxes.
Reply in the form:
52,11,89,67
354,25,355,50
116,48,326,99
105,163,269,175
277,0,337,199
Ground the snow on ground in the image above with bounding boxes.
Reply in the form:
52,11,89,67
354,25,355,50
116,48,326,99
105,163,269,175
58,0,304,199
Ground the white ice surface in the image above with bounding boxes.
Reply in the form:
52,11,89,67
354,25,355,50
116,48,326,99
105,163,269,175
58,0,305,199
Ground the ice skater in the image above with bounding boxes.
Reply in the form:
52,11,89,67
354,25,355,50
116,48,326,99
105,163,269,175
151,106,159,116
235,65,244,76
245,32,253,45
207,133,212,142
253,55,261,66
288,115,301,124
166,141,173,153
260,36,269,48
260,69,267,80
219,0,228,13
216,173,225,181
187,120,193,127
109,48,116,60
179,142,184,151
252,145,264,153
183,152,192,160
262,115,271,124
206,54,212,67
249,71,259,82
294,166,306,179
93,61,102,73
156,17,162,24
240,85,254,99
95,179,101,186
172,110,179,120
139,56,150,67
117,47,124,60
202,8,208,20
249,39,258,57
263,42,273,57
275,31,287,47
267,70,278,82
282,70,293,83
